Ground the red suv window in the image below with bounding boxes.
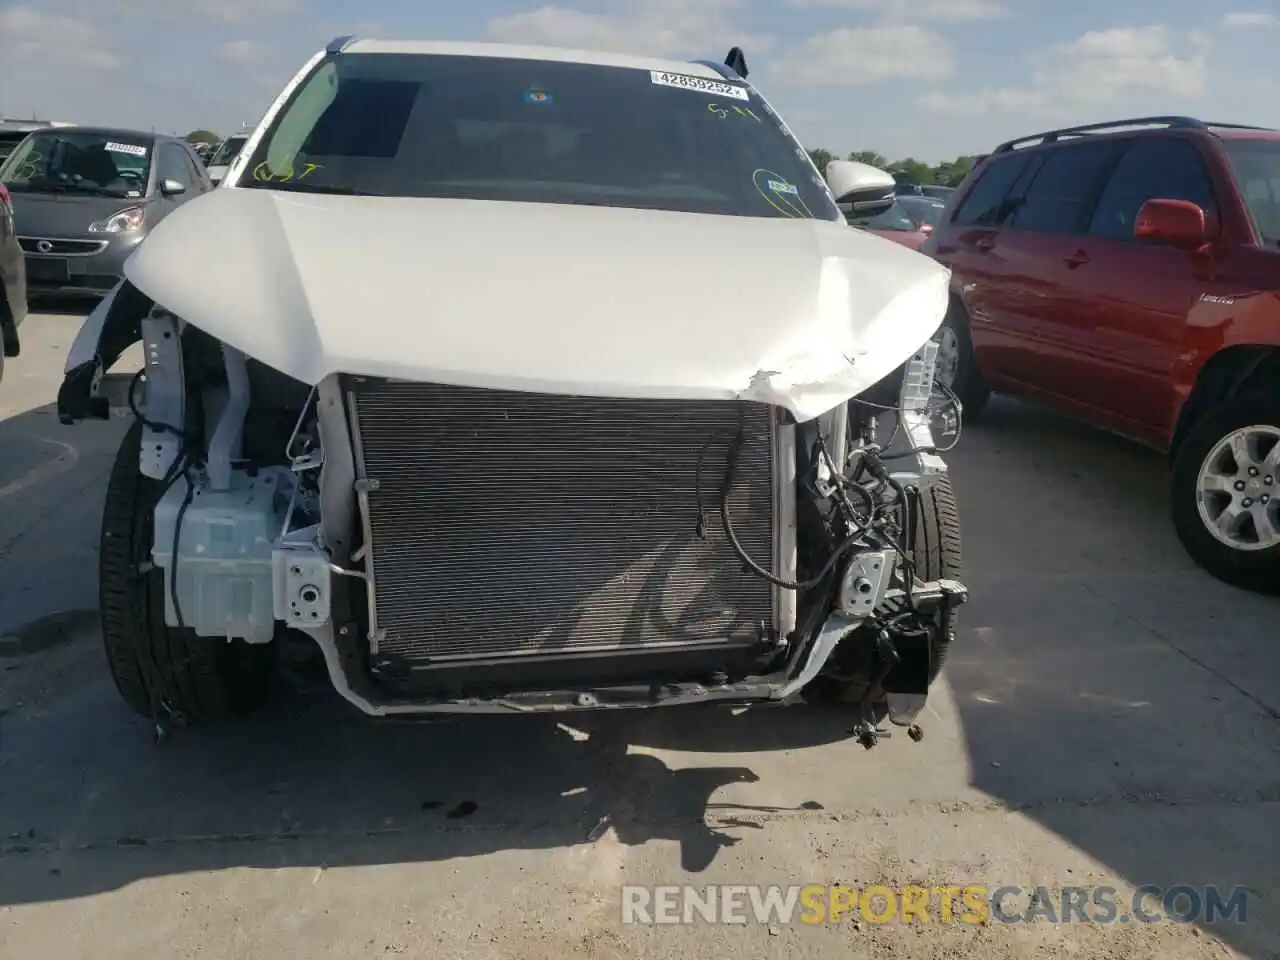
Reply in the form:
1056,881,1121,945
1004,140,1120,233
1087,138,1217,238
951,153,1030,227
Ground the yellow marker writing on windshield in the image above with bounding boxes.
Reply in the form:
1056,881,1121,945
252,161,321,183
709,103,761,122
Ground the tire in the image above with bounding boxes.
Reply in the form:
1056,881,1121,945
1,295,18,358
909,471,964,682
99,421,273,723
1170,390,1280,595
936,300,990,420
825,472,964,706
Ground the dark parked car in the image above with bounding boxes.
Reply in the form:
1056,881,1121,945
922,115,1280,592
0,180,26,383
896,182,955,200
0,127,211,298
896,194,946,231
846,197,933,250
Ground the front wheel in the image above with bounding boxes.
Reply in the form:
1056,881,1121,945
99,421,273,723
823,472,964,707
934,301,990,419
1171,391,1280,595
908,472,964,683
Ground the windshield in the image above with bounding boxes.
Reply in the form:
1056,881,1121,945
0,133,29,165
240,53,839,221
897,196,945,228
847,199,920,232
1222,138,1280,246
0,130,152,198
210,135,248,166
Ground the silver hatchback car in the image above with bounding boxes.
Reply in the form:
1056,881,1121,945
0,127,211,299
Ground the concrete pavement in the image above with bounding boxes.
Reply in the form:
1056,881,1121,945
0,305,1276,959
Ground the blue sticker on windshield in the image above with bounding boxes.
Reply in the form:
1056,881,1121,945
524,89,553,105
752,168,813,219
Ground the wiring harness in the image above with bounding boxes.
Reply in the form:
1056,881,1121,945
716,373,963,596
713,374,965,745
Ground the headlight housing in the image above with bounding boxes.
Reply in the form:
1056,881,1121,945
89,206,146,234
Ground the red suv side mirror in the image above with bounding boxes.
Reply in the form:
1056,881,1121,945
1134,198,1208,250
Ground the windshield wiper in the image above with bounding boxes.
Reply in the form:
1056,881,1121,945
18,180,125,198
247,181,384,196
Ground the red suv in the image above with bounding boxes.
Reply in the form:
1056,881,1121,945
923,116,1280,592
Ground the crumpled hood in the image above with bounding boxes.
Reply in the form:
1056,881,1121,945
123,187,950,422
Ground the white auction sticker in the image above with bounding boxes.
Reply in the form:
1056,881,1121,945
767,179,799,195
105,141,147,157
650,70,749,101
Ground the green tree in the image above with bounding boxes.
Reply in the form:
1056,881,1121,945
185,129,220,145
806,147,835,172
932,155,978,186
800,147,983,185
887,158,933,185
847,150,890,168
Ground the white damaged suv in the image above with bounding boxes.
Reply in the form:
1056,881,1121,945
57,38,967,746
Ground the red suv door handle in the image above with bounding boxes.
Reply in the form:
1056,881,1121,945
973,236,996,252
1064,249,1089,268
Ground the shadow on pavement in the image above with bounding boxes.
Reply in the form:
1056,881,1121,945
26,294,98,319
0,402,128,635
945,399,1280,958
0,395,1277,954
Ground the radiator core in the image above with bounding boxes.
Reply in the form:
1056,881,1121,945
347,379,779,668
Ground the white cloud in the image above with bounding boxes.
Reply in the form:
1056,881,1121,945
772,25,952,86
1221,11,1279,27
1061,26,1208,101
919,25,1208,116
485,0,768,58
785,0,1006,21
0,5,119,68
110,0,296,23
217,39,269,64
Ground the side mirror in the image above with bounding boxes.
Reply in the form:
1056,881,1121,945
1134,198,1206,250
160,178,187,197
826,160,896,217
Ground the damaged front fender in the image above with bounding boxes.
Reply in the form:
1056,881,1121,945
57,280,155,424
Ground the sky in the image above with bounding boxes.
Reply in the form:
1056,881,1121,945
1,0,1278,163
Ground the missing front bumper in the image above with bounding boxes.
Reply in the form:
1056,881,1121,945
292,573,968,717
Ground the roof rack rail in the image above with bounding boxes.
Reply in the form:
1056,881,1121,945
1203,121,1275,131
993,116,1209,153
325,35,356,54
